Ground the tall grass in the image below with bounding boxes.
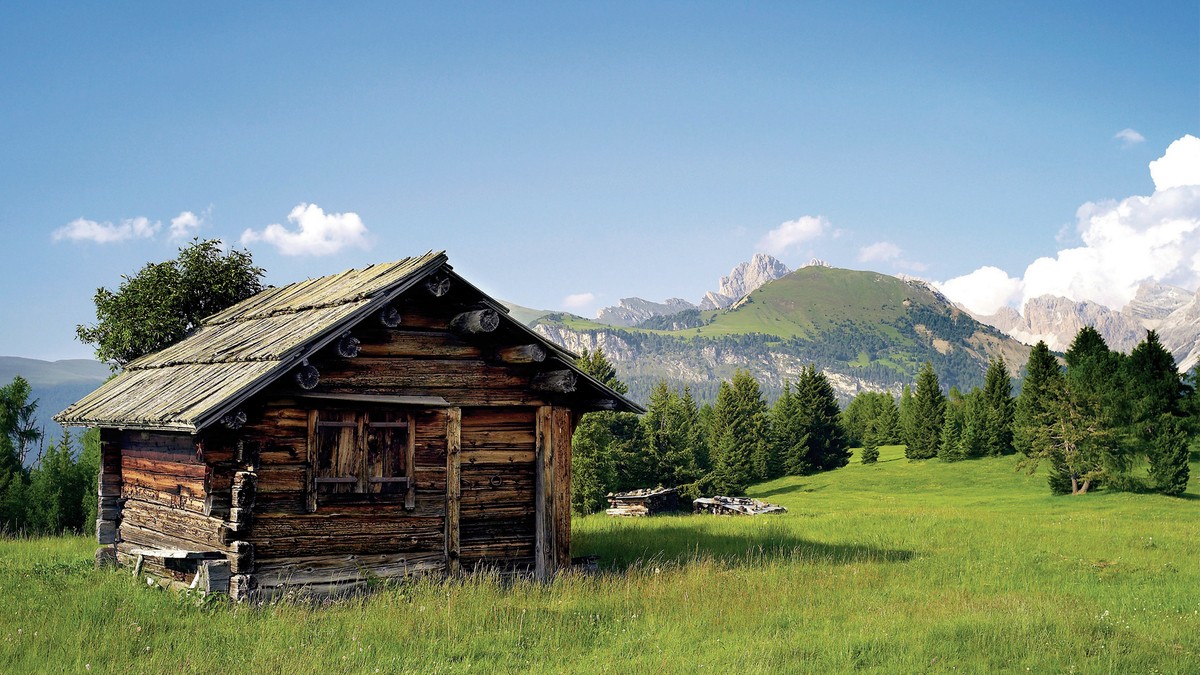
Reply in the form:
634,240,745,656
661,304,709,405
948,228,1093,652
1,445,1197,672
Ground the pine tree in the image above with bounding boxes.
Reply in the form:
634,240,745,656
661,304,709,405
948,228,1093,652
571,348,641,512
1126,331,1189,495
710,370,770,495
1148,416,1190,496
938,400,965,462
793,365,850,471
640,381,703,488
981,357,1015,455
772,382,810,475
681,388,711,474
905,362,945,460
28,431,87,534
1013,341,1062,457
898,384,916,450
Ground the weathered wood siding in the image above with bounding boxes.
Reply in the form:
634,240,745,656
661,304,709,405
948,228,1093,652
244,404,449,594
114,429,230,583
459,407,537,570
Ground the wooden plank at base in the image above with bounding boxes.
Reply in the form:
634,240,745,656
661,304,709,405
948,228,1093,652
446,407,462,576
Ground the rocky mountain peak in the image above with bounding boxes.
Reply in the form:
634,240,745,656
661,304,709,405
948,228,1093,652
699,253,791,310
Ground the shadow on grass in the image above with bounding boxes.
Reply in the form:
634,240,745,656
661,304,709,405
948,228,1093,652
577,518,915,572
753,482,826,498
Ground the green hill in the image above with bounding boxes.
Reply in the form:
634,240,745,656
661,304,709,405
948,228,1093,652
0,356,109,457
533,266,1033,404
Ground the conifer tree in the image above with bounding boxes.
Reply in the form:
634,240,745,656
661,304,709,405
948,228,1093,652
571,348,642,512
905,362,945,460
640,381,703,487
772,382,810,475
1013,341,1062,457
938,400,965,462
898,384,917,450
981,357,1015,455
1125,330,1189,494
710,370,771,494
681,387,711,474
793,365,850,471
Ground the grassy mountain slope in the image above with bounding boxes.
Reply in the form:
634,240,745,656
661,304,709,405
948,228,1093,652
0,357,109,455
533,266,1033,404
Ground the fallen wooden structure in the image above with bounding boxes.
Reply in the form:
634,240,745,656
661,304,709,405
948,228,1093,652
605,487,680,517
693,496,787,516
57,251,642,600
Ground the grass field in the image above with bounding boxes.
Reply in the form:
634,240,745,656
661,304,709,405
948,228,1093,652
2,446,1197,673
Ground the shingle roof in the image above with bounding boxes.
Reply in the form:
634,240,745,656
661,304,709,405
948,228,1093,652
56,251,447,431
56,251,643,432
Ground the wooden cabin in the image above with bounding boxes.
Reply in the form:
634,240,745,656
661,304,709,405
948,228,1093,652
56,251,641,599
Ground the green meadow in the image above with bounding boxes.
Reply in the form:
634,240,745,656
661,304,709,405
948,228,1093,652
2,446,1197,673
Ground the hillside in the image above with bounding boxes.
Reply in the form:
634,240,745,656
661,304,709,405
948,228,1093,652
0,357,109,455
534,266,1033,404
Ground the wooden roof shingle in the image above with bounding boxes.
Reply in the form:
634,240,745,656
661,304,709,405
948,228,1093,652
56,251,643,432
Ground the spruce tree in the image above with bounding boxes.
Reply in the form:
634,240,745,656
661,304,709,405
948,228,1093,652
772,382,810,475
793,365,850,471
939,400,965,462
1013,341,1062,457
981,357,1015,455
906,362,945,460
1148,417,1190,496
1126,331,1189,494
711,370,770,494
899,384,916,450
571,348,642,511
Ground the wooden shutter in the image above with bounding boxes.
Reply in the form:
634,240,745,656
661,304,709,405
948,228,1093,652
314,410,358,496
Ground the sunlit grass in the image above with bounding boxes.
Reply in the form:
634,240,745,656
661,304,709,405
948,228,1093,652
1,445,1197,672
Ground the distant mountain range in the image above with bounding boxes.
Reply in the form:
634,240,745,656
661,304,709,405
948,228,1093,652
0,357,110,459
968,281,1200,371
531,258,1034,404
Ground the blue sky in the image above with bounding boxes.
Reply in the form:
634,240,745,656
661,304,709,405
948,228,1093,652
1,2,1197,361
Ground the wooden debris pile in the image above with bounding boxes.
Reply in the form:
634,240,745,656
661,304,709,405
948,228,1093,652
693,495,787,516
606,487,680,517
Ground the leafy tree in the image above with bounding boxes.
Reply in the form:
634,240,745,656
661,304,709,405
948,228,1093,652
1013,341,1062,457
76,239,264,367
710,370,771,494
905,362,945,460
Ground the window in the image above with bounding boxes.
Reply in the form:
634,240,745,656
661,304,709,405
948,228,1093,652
309,408,415,509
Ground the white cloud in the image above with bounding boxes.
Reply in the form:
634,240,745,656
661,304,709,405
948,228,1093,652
1149,134,1200,191
937,266,1024,316
240,203,371,256
561,292,596,310
939,135,1200,315
168,211,204,240
1114,128,1145,146
757,215,831,255
52,216,160,244
858,241,902,263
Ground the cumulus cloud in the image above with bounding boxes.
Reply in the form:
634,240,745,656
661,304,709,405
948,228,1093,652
936,266,1024,316
940,134,1200,315
168,210,205,240
561,292,596,310
52,216,160,244
1114,128,1145,146
1149,134,1200,191
240,203,371,256
757,216,831,255
858,241,902,263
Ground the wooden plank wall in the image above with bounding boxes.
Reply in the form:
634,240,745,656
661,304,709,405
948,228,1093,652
458,407,537,571
245,404,449,594
115,430,231,579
